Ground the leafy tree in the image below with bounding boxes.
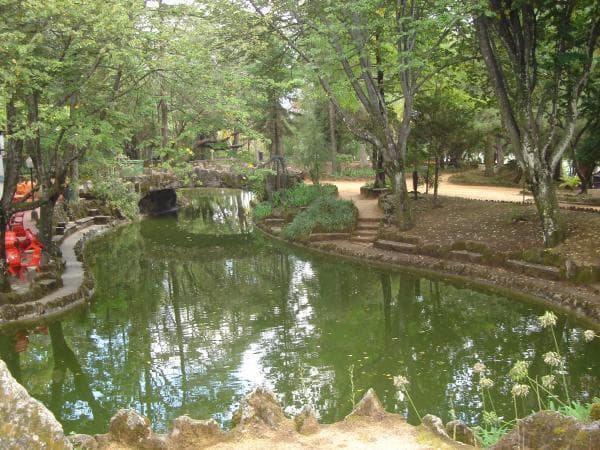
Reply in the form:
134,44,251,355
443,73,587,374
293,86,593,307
411,83,480,202
474,0,600,246
246,0,471,229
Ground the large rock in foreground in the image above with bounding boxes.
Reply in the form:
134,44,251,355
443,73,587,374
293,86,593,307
0,359,72,450
491,410,600,449
231,386,286,428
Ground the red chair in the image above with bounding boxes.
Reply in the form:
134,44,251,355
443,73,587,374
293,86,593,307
8,212,26,237
5,231,22,276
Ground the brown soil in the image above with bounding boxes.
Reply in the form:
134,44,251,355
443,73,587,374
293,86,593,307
330,180,600,267
100,415,465,450
208,417,463,450
391,195,600,268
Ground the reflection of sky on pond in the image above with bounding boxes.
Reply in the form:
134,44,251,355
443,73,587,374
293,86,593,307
0,188,598,435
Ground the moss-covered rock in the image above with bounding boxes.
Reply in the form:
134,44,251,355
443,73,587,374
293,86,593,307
0,359,72,449
491,411,600,449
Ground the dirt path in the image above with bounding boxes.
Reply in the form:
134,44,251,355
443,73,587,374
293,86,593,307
334,181,383,219
329,178,600,216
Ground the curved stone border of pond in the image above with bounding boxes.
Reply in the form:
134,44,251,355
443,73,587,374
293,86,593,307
0,220,111,329
256,223,600,329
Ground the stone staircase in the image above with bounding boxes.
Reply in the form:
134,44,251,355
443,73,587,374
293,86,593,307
264,217,286,235
351,218,380,244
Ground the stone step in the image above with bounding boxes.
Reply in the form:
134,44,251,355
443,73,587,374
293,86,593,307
357,217,382,223
87,208,100,216
374,240,418,254
506,260,561,280
271,226,282,235
309,233,351,242
352,230,377,238
351,236,376,243
94,215,112,225
38,278,59,291
448,250,484,264
356,222,379,230
75,217,95,227
264,218,286,226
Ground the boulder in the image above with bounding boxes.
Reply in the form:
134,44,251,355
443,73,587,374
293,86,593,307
422,414,450,439
445,419,477,446
67,434,98,450
169,416,225,447
109,409,167,450
231,386,285,428
491,410,600,450
590,402,600,421
0,359,72,449
294,406,320,435
346,388,386,420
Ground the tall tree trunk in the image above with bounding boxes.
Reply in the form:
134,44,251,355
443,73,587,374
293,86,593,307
0,97,23,292
433,157,440,204
391,101,414,230
268,96,284,158
68,94,79,205
372,147,385,189
484,143,495,177
159,95,168,150
328,100,337,174
69,160,79,205
38,195,60,253
495,136,505,167
529,169,564,247
0,213,10,293
389,136,413,229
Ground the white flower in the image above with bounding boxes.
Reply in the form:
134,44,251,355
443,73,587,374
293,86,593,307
479,377,494,389
483,411,499,427
583,330,596,342
538,311,557,328
473,362,486,374
509,360,530,381
393,375,410,390
511,384,530,397
541,375,556,389
543,351,562,367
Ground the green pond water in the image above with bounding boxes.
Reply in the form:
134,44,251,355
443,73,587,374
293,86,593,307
0,188,598,435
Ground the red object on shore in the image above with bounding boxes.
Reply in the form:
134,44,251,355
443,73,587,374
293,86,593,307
14,331,29,353
4,227,43,278
5,231,22,276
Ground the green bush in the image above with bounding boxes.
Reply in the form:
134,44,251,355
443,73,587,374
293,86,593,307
282,196,357,241
559,174,581,190
281,183,338,209
89,176,139,220
334,166,375,179
253,202,273,221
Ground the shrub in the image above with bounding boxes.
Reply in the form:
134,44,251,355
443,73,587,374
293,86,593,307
89,176,139,220
253,202,273,221
559,175,581,190
282,196,357,241
281,183,338,209
334,166,375,179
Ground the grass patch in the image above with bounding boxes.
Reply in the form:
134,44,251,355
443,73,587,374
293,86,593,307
282,196,358,241
252,202,273,220
279,183,338,209
449,167,520,187
330,166,375,179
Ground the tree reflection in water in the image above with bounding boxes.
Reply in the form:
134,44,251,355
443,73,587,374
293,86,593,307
0,188,598,435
